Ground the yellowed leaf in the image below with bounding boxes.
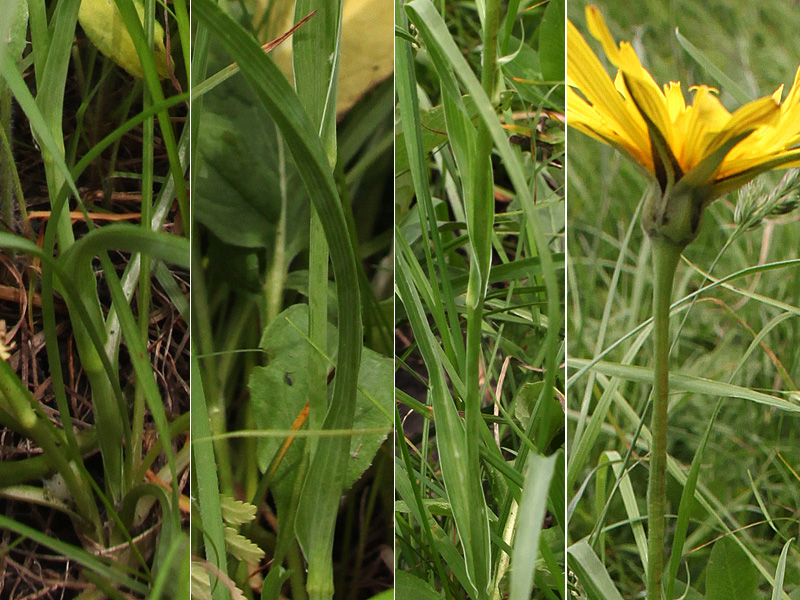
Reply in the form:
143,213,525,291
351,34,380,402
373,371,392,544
78,0,169,79
258,0,392,116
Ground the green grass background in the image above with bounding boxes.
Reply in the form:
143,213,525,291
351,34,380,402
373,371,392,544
567,0,800,597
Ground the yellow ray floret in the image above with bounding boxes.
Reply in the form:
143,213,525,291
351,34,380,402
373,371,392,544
567,5,800,198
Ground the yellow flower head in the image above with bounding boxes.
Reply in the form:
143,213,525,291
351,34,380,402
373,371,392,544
568,6,800,212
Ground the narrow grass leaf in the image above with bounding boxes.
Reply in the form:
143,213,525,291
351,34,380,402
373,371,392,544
261,566,292,600
568,540,625,600
665,399,721,600
395,0,464,367
567,259,800,389
568,358,800,413
0,515,148,595
770,538,794,600
396,255,487,597
112,0,188,230
394,407,454,598
191,349,231,600
0,52,82,204
674,28,752,105
510,452,558,600
603,451,648,576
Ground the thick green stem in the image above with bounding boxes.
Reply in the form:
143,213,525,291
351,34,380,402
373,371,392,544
646,239,682,600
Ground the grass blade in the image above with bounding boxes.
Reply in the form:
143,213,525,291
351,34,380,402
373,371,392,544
396,254,486,598
509,452,558,600
674,28,752,105
568,358,800,413
568,540,625,600
192,3,363,598
770,538,794,600
191,349,231,600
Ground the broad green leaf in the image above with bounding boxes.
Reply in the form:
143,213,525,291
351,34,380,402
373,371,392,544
262,0,393,116
189,17,365,593
538,0,564,83
394,95,480,175
396,570,444,600
2,0,28,61
705,536,759,600
191,10,364,595
195,70,307,249
78,0,169,78
502,38,559,107
250,304,392,485
248,302,390,575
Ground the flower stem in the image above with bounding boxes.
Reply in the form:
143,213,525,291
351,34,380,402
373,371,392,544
647,239,682,600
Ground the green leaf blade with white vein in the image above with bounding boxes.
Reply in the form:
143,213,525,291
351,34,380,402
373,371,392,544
396,255,491,597
192,4,363,599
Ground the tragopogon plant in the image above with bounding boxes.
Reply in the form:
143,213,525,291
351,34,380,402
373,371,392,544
567,6,800,599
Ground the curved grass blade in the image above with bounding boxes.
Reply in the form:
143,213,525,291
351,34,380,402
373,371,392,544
770,538,794,600
568,540,625,600
406,0,562,473
112,0,188,231
395,0,463,368
192,4,363,599
0,515,149,595
567,258,800,388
